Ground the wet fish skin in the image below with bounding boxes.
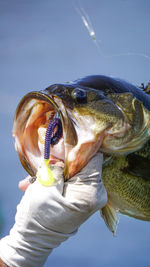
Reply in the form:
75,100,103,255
13,75,150,234
102,140,150,235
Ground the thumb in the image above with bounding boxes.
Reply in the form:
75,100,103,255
18,176,31,191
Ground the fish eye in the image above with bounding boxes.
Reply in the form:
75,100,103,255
72,88,87,103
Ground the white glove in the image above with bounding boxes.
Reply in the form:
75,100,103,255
0,153,107,267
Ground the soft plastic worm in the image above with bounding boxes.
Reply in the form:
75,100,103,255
44,117,62,160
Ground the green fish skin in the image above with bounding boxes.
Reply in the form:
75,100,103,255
13,75,150,234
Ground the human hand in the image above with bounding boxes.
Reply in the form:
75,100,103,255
0,153,107,267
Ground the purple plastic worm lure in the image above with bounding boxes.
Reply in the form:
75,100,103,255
44,115,63,160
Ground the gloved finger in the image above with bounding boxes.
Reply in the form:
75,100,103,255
18,176,31,191
63,153,107,212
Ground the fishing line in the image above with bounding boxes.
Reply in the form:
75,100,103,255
73,0,102,54
73,0,150,61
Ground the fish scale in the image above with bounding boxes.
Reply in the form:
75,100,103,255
13,75,150,235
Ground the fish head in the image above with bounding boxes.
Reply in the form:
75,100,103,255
13,77,150,179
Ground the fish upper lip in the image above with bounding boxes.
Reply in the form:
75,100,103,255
13,91,64,133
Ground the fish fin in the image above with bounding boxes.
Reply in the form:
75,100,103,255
100,203,119,236
124,154,150,181
143,82,150,95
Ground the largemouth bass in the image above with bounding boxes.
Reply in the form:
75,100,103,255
13,75,150,234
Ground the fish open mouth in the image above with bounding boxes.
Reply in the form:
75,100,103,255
13,90,104,179
14,81,150,180
13,91,76,178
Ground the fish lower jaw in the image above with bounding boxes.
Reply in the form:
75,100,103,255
64,134,104,178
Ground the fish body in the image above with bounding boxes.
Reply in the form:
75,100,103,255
13,75,150,234
102,141,150,234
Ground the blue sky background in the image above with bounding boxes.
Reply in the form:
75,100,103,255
0,0,150,266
